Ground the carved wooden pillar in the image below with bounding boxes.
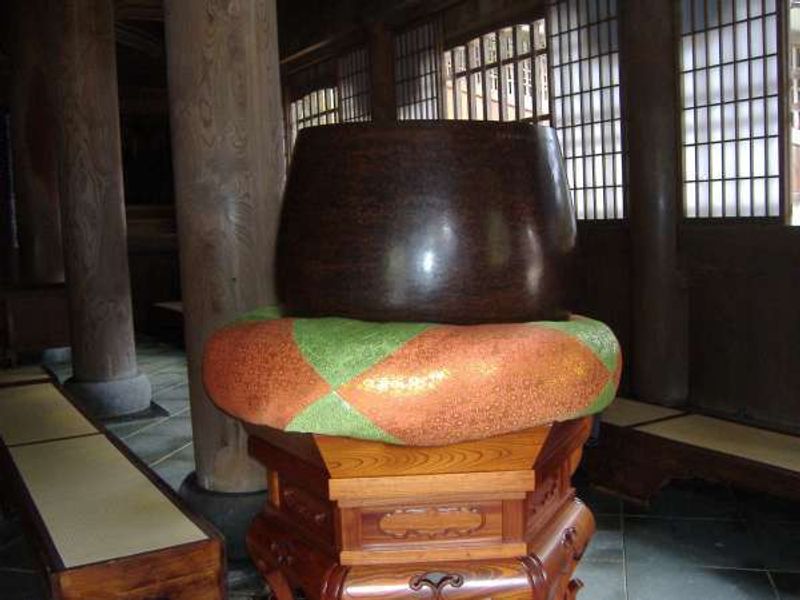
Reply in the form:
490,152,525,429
56,0,151,416
368,22,396,124
164,0,285,493
9,0,64,284
620,0,688,406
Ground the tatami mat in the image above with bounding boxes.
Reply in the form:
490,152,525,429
0,365,50,386
10,434,207,568
0,384,97,446
638,414,800,474
602,397,684,427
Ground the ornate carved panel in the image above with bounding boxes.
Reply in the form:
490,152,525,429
378,506,485,540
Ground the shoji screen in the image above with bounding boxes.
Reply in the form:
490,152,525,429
287,88,339,151
395,20,443,120
790,1,800,224
338,47,372,123
547,0,624,220
442,21,550,124
679,0,780,218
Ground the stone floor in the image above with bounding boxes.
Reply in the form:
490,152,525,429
1,336,799,599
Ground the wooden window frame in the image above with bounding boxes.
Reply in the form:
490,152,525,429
443,20,551,124
547,0,625,221
678,0,783,221
395,18,445,120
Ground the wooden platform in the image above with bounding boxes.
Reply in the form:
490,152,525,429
0,383,96,445
0,375,225,599
586,398,800,503
0,365,51,387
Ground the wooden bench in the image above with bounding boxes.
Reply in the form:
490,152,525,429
585,398,800,503
0,365,52,388
0,377,225,599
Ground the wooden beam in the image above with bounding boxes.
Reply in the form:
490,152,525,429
620,0,689,406
163,0,285,492
367,22,396,124
9,0,64,285
56,0,151,416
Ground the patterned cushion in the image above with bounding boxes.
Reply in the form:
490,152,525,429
203,307,621,446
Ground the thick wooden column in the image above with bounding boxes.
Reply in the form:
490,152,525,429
164,0,285,493
620,0,688,406
56,0,151,416
368,22,396,124
9,0,64,284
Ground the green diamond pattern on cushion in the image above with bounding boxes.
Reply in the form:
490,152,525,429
285,391,401,443
575,377,618,418
538,317,619,372
293,318,430,388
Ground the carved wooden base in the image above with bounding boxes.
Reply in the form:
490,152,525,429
246,418,595,600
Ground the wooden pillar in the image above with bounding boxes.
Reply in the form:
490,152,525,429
620,0,688,406
164,0,285,493
9,0,64,284
56,0,151,416
368,22,396,124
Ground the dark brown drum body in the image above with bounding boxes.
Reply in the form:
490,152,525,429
276,122,576,324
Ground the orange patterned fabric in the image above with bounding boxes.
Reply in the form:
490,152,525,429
204,319,330,428
338,325,610,445
202,311,622,446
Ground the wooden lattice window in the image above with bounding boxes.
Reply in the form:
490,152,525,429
788,0,800,224
679,0,780,218
285,46,372,157
395,20,443,120
339,47,372,123
288,88,339,151
443,21,550,123
547,0,624,220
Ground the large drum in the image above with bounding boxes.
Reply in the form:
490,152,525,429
276,121,576,324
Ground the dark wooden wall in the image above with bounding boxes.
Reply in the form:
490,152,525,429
573,224,633,396
571,220,800,436
683,224,800,434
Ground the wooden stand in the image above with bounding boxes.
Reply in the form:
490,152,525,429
246,417,595,600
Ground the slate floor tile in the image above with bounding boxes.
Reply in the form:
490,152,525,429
585,515,624,563
627,564,778,600
148,370,188,394
624,479,741,520
228,561,269,598
105,415,168,439
121,413,193,465
751,521,800,572
772,571,800,600
738,491,800,524
624,516,763,570
574,559,626,600
151,443,195,491
153,383,190,416
0,534,38,572
0,569,47,600
140,357,187,377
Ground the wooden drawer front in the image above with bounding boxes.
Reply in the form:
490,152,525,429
341,560,534,600
359,501,503,549
248,513,338,600
278,483,334,540
526,497,595,600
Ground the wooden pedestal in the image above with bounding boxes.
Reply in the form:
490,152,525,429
246,418,595,600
